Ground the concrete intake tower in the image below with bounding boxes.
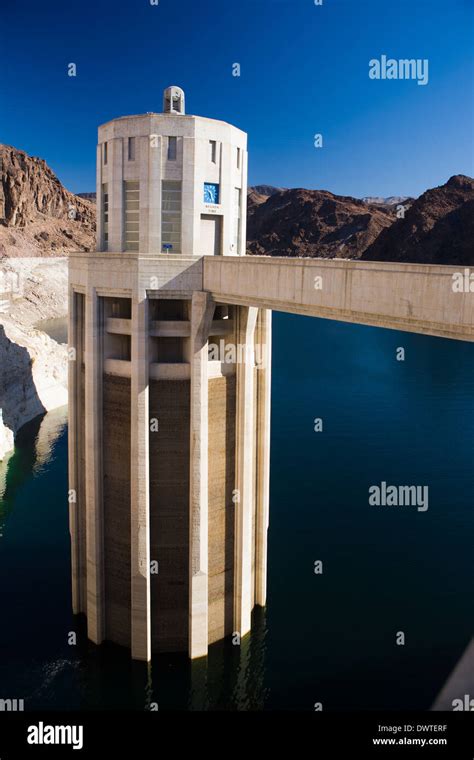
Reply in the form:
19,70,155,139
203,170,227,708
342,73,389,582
68,86,271,661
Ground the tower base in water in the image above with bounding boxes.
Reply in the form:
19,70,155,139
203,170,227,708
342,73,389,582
68,253,271,661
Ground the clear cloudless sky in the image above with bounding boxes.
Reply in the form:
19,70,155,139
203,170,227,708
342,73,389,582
1,0,473,197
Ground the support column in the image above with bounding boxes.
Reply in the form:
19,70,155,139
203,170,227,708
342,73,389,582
220,141,233,255
182,137,197,257
188,291,215,659
96,145,103,251
131,294,151,661
255,309,272,606
68,288,81,614
84,288,105,644
139,136,150,254
234,305,258,638
148,134,162,254
109,137,124,252
239,150,248,257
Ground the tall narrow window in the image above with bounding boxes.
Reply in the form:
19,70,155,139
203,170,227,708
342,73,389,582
103,142,108,165
237,147,241,169
233,187,241,254
124,181,139,252
210,140,217,163
167,136,177,161
102,183,109,250
128,136,136,161
161,180,182,253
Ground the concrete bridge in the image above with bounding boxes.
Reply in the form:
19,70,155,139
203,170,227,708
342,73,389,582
204,256,473,342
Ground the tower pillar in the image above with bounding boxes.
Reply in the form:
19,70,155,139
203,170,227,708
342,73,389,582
255,309,272,606
188,291,215,659
130,293,151,661
234,306,258,638
84,287,105,644
68,288,81,614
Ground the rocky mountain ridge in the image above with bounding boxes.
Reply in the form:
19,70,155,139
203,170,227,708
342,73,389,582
247,177,473,263
362,175,474,265
0,144,95,258
246,187,396,259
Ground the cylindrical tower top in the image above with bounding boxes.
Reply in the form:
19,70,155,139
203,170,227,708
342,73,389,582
96,86,248,257
163,86,185,115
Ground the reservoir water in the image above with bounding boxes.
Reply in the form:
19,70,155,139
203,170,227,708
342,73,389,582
0,313,473,710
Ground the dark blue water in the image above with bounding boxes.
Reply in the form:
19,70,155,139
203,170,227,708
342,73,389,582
0,314,473,710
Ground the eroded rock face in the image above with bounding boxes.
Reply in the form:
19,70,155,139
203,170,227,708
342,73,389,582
246,187,395,259
247,176,473,264
0,144,95,257
362,175,474,265
0,145,90,459
0,257,68,460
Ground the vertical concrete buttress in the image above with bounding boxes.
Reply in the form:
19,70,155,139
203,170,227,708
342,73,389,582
84,288,105,644
255,309,272,606
130,294,151,661
68,288,80,614
188,292,215,658
234,305,259,638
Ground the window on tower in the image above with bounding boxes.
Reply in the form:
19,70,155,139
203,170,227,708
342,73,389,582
124,181,140,252
102,183,109,250
168,136,177,161
128,137,136,161
161,181,182,253
210,140,217,163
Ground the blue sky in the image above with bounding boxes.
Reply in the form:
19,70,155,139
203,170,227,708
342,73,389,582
1,0,473,197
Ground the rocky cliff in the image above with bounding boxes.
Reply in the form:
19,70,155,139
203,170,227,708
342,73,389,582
0,145,89,459
0,256,68,460
362,175,474,265
0,144,95,257
247,177,473,263
246,187,396,259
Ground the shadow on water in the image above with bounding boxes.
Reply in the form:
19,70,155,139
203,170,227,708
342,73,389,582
188,606,269,711
0,415,44,526
39,607,269,711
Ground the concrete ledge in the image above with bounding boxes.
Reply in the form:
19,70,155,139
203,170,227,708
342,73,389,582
104,358,131,377
69,253,204,295
106,317,132,335
149,363,191,380
150,320,191,337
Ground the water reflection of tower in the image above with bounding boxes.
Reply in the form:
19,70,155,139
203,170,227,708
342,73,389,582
0,409,67,534
69,86,272,663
